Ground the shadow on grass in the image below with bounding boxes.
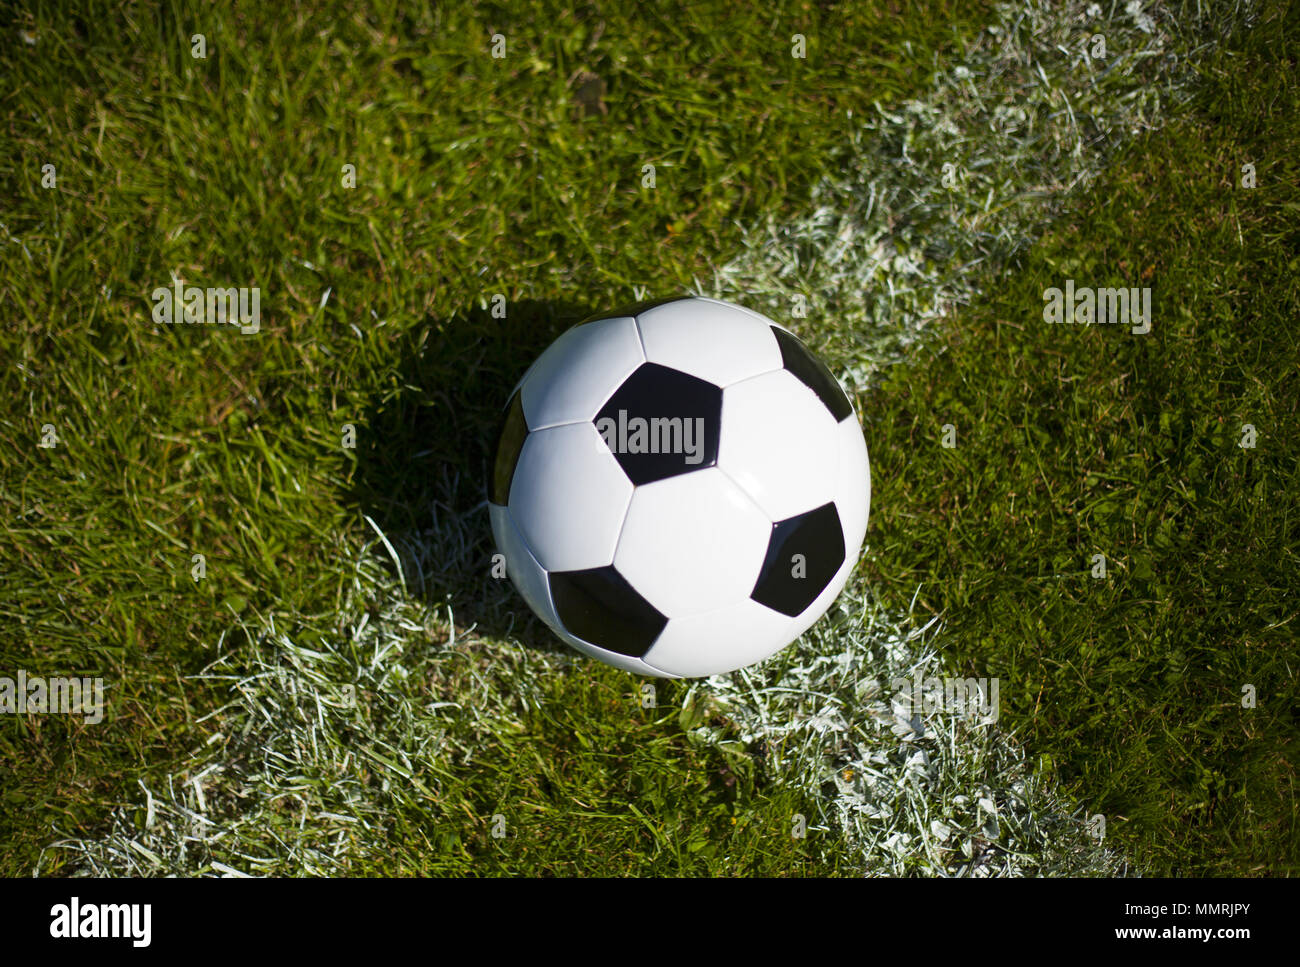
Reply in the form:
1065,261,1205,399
345,299,596,656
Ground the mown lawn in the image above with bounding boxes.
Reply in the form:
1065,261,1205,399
0,0,1000,875
864,1,1299,875
2,0,1291,878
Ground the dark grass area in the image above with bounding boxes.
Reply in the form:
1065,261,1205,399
864,2,1299,874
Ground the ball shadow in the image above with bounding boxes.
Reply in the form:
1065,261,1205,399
344,298,596,656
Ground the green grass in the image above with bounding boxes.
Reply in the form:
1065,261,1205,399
0,0,1001,876
3,0,1293,878
864,2,1299,874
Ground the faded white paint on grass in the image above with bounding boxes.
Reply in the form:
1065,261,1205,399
43,0,1240,877
689,0,1240,875
707,0,1224,389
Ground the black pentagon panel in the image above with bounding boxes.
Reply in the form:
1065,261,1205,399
771,326,853,422
594,362,721,485
579,295,695,325
751,502,846,617
550,566,667,657
491,390,528,506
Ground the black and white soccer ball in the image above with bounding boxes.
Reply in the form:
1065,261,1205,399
489,296,870,678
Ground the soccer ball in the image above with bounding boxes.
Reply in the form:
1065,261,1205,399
489,296,870,678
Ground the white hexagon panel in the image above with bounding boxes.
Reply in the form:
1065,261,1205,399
642,597,795,679
613,468,771,619
489,503,563,637
508,421,633,573
520,315,644,430
834,413,871,565
489,296,869,678
636,296,783,388
717,369,839,522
